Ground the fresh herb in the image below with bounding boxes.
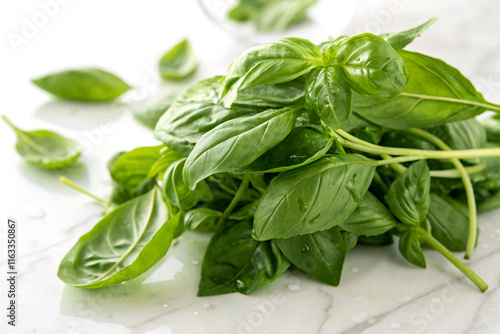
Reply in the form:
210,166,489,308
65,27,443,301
130,93,177,128
158,39,198,80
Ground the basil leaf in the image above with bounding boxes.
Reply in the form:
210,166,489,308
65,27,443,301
305,66,352,129
354,51,489,129
2,116,81,169
229,201,258,220
184,106,303,189
387,160,431,226
198,220,289,296
58,188,179,288
158,39,198,80
236,126,333,173
162,159,211,210
380,18,437,50
342,113,382,144
233,82,305,108
32,68,130,101
340,192,397,236
425,194,470,252
253,154,376,240
342,231,358,252
130,93,177,129
482,115,500,143
276,226,346,286
399,230,426,268
329,33,408,98
184,207,222,232
154,76,256,156
222,37,323,101
147,149,183,179
254,0,316,32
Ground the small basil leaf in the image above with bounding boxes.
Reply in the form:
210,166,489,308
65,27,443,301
229,201,259,220
330,33,408,98
130,93,177,129
32,68,130,101
158,39,198,80
354,51,488,129
184,208,222,232
379,18,437,50
147,149,183,179
184,106,303,189
340,192,397,236
2,116,81,169
198,220,289,296
163,159,211,211
253,154,376,240
57,188,179,288
305,66,352,129
254,0,316,32
342,231,358,252
386,160,431,226
276,226,346,286
222,37,323,101
399,230,426,268
342,113,383,144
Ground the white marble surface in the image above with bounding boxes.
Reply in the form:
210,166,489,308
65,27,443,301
1,0,500,333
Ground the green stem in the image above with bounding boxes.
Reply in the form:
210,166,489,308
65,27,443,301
418,228,488,292
216,175,251,226
60,177,109,206
400,93,500,112
408,128,477,260
372,156,425,166
379,153,406,175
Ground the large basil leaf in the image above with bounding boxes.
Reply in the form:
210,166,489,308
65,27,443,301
305,66,352,129
354,51,489,129
184,106,303,189
340,192,397,236
232,81,305,108
342,113,383,144
130,93,177,129
222,37,323,101
399,229,426,268
2,116,81,169
32,68,130,101
198,220,289,296
154,76,256,156
387,160,431,226
236,127,332,173
328,33,408,98
158,39,198,80
253,154,376,240
58,188,179,288
276,226,346,286
147,148,183,179
425,194,469,252
379,18,437,51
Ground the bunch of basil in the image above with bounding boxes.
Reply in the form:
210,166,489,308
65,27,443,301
56,19,500,295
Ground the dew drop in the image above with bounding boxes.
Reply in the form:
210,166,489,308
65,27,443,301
235,280,247,291
298,198,308,212
288,284,301,291
309,213,320,225
23,204,45,219
356,57,360,61
212,97,219,104
351,311,367,324
163,304,168,307
346,174,363,203
302,244,310,253
390,322,401,328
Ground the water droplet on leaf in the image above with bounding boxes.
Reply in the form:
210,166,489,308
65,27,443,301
298,198,308,212
235,280,247,291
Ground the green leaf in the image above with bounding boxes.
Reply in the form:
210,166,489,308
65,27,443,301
379,18,437,50
32,68,130,101
276,226,346,286
184,207,222,232
340,192,397,236
57,188,179,288
236,126,333,173
158,39,198,80
229,201,258,220
222,37,323,101
399,230,426,268
425,194,470,252
2,116,81,169
358,233,393,246
184,106,303,189
130,93,177,129
154,76,256,156
232,81,305,108
386,160,431,226
328,33,408,98
198,220,289,296
253,154,376,240
342,113,383,144
354,51,489,129
481,115,500,143
342,231,358,252
305,66,352,129
147,149,183,179
254,0,316,32
162,159,211,211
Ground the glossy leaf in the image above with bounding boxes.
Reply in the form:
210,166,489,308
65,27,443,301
158,39,198,80
340,192,397,236
276,226,346,286
380,18,437,50
184,208,222,232
354,51,489,129
198,220,289,296
147,149,183,179
2,116,81,169
233,81,305,108
305,66,352,129
399,230,426,268
253,154,376,240
184,106,303,189
342,113,383,144
130,93,177,129
32,68,130,101
387,160,431,226
328,33,408,97
58,188,179,288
